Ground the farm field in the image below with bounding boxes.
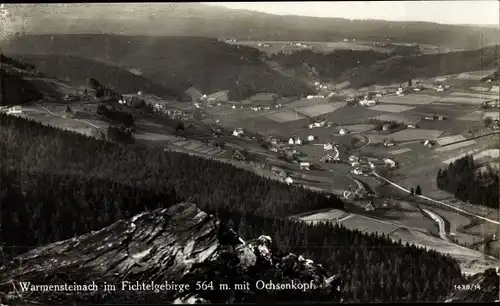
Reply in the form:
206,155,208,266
436,135,466,146
490,86,499,93
378,94,438,105
373,200,438,234
483,112,500,120
369,104,415,113
265,109,307,122
134,132,179,142
341,124,375,133
296,102,346,117
438,96,490,105
287,98,332,108
470,86,491,92
390,148,412,155
315,106,386,125
429,207,477,245
473,148,500,160
371,113,420,125
450,91,499,100
339,214,400,236
435,140,477,153
441,149,481,164
295,209,349,225
386,129,443,142
457,111,484,121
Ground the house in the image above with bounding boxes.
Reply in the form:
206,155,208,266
183,86,203,102
232,105,236,109
233,128,244,137
300,162,311,170
423,140,433,148
308,135,315,142
424,116,435,120
407,124,416,129
285,177,294,185
7,106,22,114
295,137,302,145
383,158,396,168
339,128,348,135
382,124,391,131
396,88,404,96
352,168,363,175
308,123,315,129
270,147,278,153
349,155,359,162
288,137,295,145
324,143,334,151
383,141,395,147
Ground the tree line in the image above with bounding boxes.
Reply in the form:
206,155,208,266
0,113,465,302
436,155,499,208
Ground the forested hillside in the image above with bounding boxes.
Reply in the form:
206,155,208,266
0,113,464,302
0,54,44,105
270,45,500,87
436,155,499,209
3,35,314,100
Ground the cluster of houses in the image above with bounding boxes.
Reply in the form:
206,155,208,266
4,105,23,115
308,119,327,129
482,100,500,109
257,43,270,47
359,96,377,107
232,128,244,137
153,103,191,120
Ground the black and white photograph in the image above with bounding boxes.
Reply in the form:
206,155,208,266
0,1,499,304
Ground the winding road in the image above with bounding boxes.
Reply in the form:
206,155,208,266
421,208,449,241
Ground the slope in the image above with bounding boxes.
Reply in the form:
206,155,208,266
2,34,314,100
4,3,499,50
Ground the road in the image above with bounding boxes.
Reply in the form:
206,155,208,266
372,171,500,225
36,103,102,129
422,208,450,241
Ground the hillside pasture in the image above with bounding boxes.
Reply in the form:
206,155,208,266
389,129,444,142
435,140,477,153
473,149,500,160
317,106,385,125
378,94,438,105
297,102,346,117
341,124,375,133
369,104,415,113
436,135,466,146
287,97,331,108
441,149,480,165
483,112,500,120
266,109,307,122
370,113,420,125
296,209,348,224
490,86,499,93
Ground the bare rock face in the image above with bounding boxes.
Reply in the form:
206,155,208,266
445,268,499,303
0,203,341,305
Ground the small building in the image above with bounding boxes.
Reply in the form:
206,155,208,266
307,135,315,142
349,155,359,162
423,139,433,148
285,177,294,185
324,143,333,151
7,106,22,114
308,123,315,129
295,138,302,145
352,168,363,175
339,128,348,135
288,137,295,145
382,124,391,131
383,158,396,168
232,105,236,109
424,116,435,120
300,162,311,170
233,128,244,137
407,124,416,129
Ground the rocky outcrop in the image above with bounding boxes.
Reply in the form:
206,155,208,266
445,268,499,303
0,203,341,305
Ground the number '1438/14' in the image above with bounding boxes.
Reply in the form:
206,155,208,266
454,284,481,291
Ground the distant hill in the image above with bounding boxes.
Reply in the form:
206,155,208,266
4,3,499,50
0,54,44,105
2,35,314,100
270,45,500,88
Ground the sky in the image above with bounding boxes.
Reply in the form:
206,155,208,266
206,1,499,26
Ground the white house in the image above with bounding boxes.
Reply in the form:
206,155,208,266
285,177,294,185
339,128,348,135
382,124,391,131
407,124,416,129
413,87,421,92
308,135,315,142
396,88,405,96
300,162,311,170
232,105,236,109
352,168,363,175
349,155,359,162
383,158,396,168
137,90,143,96
270,147,278,153
324,143,334,151
289,137,295,145
233,128,244,137
423,140,433,148
308,123,315,129
295,138,302,145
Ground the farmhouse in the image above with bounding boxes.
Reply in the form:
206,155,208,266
339,128,348,135
285,177,294,185
383,158,396,168
183,86,203,102
288,138,294,145
6,105,22,114
307,135,315,142
324,143,334,151
382,124,391,131
232,128,244,137
300,162,311,170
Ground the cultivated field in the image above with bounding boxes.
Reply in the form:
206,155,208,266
341,124,375,133
369,104,415,113
296,102,346,117
378,94,438,105
370,113,420,125
470,86,491,92
483,112,500,120
436,135,466,146
435,140,477,153
449,91,499,99
266,109,307,122
390,148,412,155
135,132,178,142
339,214,400,236
457,111,485,121
438,96,490,105
388,129,443,141
473,148,500,160
287,98,331,108
441,149,481,165
296,209,349,225
490,86,499,93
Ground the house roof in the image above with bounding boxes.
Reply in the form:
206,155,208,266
184,87,203,100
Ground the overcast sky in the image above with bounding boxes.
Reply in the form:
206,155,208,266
206,1,499,26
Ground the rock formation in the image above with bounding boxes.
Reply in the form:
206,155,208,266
0,203,342,305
